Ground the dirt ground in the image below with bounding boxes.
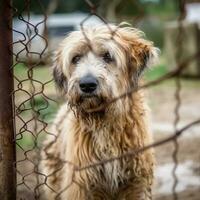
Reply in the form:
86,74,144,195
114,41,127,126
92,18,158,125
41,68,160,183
16,79,200,200
148,79,200,200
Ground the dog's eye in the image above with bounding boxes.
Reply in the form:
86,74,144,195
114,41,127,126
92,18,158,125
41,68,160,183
72,55,82,64
102,52,113,63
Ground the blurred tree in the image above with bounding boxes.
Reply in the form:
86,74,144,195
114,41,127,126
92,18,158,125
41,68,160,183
46,0,59,16
98,0,122,22
12,0,178,19
98,0,146,22
13,0,90,15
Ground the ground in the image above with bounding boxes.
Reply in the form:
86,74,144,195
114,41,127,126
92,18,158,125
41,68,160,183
15,65,200,200
148,79,200,200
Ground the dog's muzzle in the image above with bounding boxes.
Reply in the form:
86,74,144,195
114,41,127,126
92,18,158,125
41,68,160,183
79,75,98,94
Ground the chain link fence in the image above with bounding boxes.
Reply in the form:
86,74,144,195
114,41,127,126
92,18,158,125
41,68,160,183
0,0,200,199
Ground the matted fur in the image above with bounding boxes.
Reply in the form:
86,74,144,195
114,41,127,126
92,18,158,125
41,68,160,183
40,24,159,200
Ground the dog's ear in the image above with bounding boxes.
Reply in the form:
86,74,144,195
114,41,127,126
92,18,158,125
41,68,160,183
52,50,68,92
117,26,159,77
129,39,159,77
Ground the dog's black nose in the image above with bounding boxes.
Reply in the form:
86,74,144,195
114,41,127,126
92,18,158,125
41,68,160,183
79,75,98,93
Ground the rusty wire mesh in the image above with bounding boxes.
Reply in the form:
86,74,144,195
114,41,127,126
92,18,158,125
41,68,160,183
6,0,200,199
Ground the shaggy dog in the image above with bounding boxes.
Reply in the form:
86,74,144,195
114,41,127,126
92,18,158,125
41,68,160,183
40,24,158,200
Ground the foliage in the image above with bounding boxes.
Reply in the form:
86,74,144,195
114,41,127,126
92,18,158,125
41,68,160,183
13,0,178,18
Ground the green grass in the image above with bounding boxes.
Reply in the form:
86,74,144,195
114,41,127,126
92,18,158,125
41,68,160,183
145,63,168,81
14,63,58,120
14,63,59,149
31,95,59,122
14,63,52,82
15,96,59,150
16,130,49,150
15,94,59,150
16,133,36,150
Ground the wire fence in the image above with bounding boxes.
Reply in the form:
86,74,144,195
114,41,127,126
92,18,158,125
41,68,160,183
0,0,200,199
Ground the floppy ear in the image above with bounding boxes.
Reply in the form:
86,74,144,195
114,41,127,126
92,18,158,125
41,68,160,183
52,50,68,92
132,41,159,77
117,26,159,77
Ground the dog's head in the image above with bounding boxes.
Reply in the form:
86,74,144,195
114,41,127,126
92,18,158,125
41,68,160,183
53,24,159,113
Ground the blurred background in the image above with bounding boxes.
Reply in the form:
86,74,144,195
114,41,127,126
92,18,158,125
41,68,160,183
11,0,200,199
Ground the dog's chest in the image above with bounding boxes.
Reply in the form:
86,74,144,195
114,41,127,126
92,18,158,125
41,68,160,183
71,123,137,193
88,127,132,190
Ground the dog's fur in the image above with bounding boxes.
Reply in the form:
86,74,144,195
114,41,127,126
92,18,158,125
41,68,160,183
40,24,158,200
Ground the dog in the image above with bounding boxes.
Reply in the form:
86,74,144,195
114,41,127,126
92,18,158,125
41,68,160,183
40,23,158,200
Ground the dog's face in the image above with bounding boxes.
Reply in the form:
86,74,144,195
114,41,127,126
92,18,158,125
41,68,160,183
53,25,158,113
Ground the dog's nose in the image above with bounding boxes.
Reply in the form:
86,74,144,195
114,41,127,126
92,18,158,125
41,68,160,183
79,75,98,93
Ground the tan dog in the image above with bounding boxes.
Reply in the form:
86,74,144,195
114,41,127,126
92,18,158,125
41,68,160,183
40,24,158,200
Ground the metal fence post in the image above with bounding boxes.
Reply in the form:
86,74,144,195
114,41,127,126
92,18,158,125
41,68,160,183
0,0,16,199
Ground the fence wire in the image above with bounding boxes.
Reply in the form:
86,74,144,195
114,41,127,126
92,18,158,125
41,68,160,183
2,0,200,199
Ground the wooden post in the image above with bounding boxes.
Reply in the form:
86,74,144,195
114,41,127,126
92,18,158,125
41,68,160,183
0,0,16,199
